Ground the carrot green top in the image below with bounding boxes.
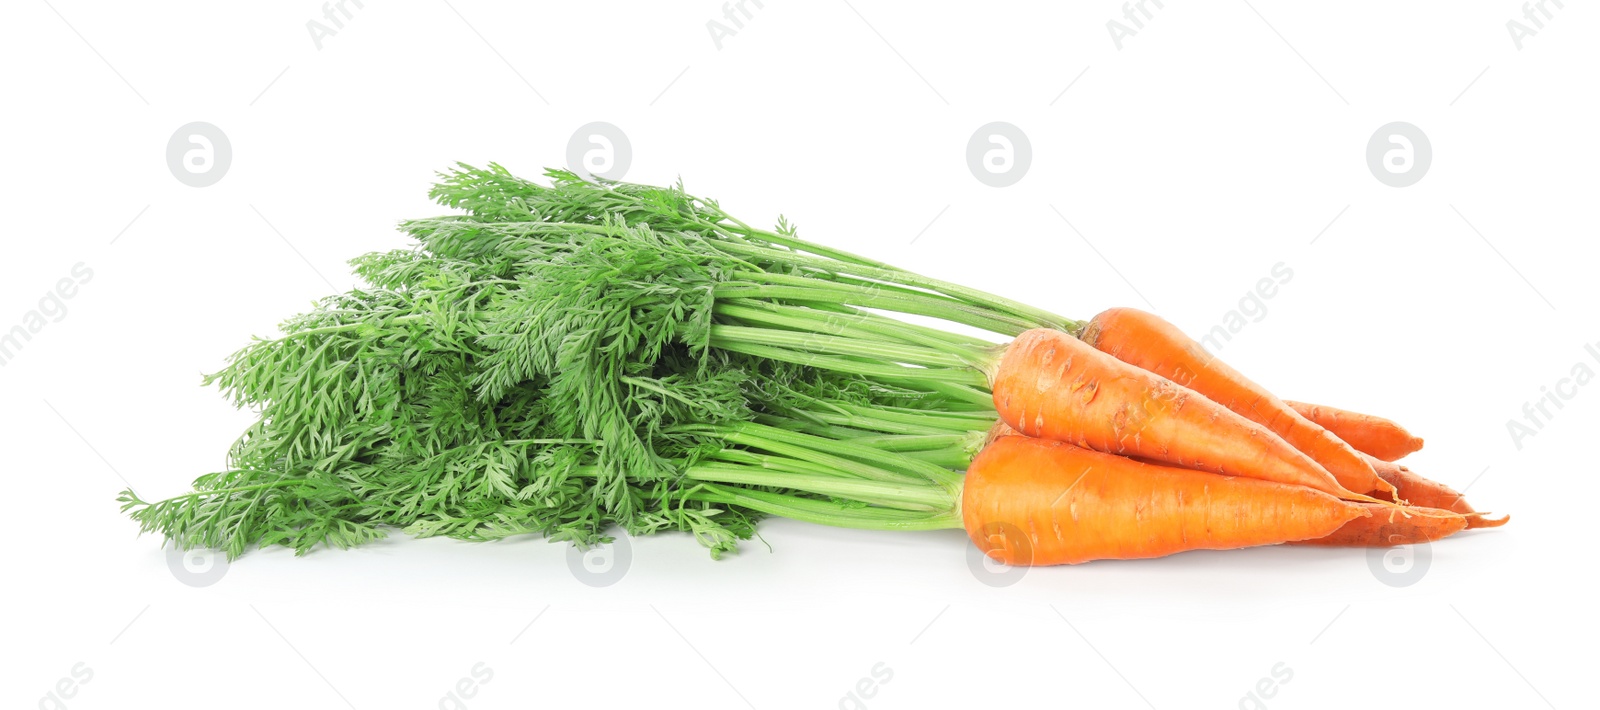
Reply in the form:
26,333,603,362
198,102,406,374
123,164,1066,558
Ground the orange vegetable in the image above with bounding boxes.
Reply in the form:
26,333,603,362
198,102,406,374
1082,307,1394,499
1285,400,1424,462
962,436,1370,565
1363,454,1508,530
985,417,1506,541
989,328,1374,501
1290,503,1477,547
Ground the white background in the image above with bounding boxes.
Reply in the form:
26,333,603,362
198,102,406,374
2,2,1595,708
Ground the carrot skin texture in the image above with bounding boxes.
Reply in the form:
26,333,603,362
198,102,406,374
1289,503,1467,547
1366,456,1472,513
990,328,1364,499
989,416,1503,532
1361,454,1507,529
1286,400,1424,462
961,436,1369,565
1082,308,1391,498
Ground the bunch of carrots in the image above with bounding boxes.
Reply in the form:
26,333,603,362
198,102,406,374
124,165,1506,566
962,313,1505,564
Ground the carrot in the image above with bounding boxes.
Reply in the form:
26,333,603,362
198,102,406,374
1467,514,1510,530
1363,455,1508,530
990,328,1375,501
1082,307,1395,499
1286,400,1424,462
988,414,1505,538
962,436,1370,565
1288,503,1477,547
1366,456,1469,512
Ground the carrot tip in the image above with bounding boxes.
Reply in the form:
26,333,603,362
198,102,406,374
1467,513,1511,529
1392,436,1425,461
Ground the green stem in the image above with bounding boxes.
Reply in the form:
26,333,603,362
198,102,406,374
715,422,965,488
843,433,974,452
684,463,949,512
829,402,993,434
704,424,932,485
695,485,962,532
717,299,995,354
751,414,880,441
857,403,998,422
708,226,1082,334
709,340,991,391
707,448,869,480
713,428,921,483
710,325,976,370
716,278,1034,337
741,271,1036,330
800,410,955,437
877,379,995,410
897,446,979,470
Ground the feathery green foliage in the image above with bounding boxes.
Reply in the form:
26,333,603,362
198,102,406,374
121,164,1051,560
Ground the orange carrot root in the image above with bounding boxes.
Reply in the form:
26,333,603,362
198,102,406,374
1363,454,1483,517
1290,503,1471,547
962,436,1369,565
991,328,1372,502
1082,308,1393,499
1286,400,1424,462
1466,513,1510,529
